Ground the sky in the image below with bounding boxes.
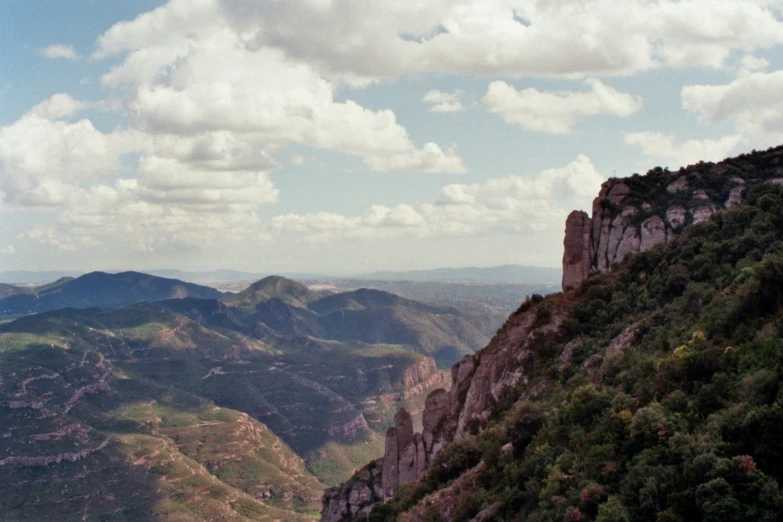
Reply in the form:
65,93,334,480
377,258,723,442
1,0,782,275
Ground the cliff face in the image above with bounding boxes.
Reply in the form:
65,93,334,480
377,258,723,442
561,150,783,290
321,145,783,522
320,294,572,521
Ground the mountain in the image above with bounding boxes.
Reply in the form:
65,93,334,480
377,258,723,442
0,271,223,318
323,144,783,522
233,284,496,367
0,273,500,519
0,283,31,299
0,299,448,520
222,275,326,309
357,264,561,284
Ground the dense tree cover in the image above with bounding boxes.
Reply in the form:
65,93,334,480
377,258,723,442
365,182,783,521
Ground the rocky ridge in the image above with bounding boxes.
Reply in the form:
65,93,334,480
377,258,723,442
563,149,783,290
320,144,783,522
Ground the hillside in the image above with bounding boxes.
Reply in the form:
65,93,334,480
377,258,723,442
323,144,783,522
0,299,451,520
222,281,498,368
0,271,223,318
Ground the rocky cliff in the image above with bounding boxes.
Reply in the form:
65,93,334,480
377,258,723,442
320,292,573,521
321,145,783,522
563,148,783,290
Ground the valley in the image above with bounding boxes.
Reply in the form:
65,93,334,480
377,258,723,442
0,274,499,520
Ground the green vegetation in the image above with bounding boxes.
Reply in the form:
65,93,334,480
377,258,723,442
368,178,783,520
0,272,467,519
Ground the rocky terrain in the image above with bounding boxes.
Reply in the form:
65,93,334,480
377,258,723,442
0,274,499,520
322,144,783,522
562,151,783,290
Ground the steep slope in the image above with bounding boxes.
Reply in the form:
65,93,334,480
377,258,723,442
0,271,223,318
0,298,450,519
0,332,322,521
324,144,783,522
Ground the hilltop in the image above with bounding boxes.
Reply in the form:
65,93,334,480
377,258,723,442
323,144,783,522
0,271,223,318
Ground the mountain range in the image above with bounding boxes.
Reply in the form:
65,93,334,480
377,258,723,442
0,272,502,520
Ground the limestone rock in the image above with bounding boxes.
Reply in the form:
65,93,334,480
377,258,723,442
692,204,719,224
381,427,399,498
692,189,710,200
667,176,688,193
640,216,666,252
607,182,631,204
725,186,744,208
321,459,383,522
562,210,591,289
666,206,687,228
422,388,450,458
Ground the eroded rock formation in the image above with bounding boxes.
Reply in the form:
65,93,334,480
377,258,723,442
321,297,570,520
561,160,755,290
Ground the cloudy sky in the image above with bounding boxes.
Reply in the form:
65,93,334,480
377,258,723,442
1,0,782,275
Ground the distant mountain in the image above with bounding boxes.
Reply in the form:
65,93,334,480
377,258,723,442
0,271,223,318
0,298,448,520
223,279,496,367
222,275,328,308
356,264,561,284
0,283,31,299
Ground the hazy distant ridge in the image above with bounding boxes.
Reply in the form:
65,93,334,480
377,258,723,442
356,264,561,284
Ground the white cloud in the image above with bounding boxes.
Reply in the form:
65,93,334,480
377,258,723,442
481,79,642,134
40,44,78,60
28,94,88,120
0,110,147,208
627,69,783,166
364,143,466,173
739,54,770,72
271,155,604,241
681,70,783,126
0,245,15,254
94,15,464,173
623,132,743,167
423,90,464,112
216,0,783,80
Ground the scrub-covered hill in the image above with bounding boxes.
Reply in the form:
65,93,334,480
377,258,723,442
324,145,783,522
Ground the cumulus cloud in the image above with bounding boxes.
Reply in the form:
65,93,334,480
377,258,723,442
271,155,604,241
93,5,464,174
28,93,88,120
423,90,464,112
40,44,78,60
216,0,783,80
627,69,783,166
0,109,148,208
481,79,642,134
624,132,743,167
0,245,16,254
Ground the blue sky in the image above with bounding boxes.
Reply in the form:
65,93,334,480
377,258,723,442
1,0,782,275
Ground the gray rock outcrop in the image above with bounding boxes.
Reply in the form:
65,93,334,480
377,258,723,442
562,210,591,289
561,161,754,290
